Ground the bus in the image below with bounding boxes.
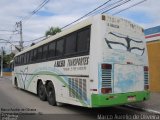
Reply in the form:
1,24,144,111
12,14,149,107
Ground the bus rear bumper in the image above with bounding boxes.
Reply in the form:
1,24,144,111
91,91,150,107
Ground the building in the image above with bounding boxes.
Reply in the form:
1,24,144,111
144,25,160,92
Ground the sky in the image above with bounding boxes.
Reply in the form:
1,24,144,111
0,0,160,53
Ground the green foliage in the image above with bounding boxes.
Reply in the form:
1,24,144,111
0,52,15,68
45,27,61,37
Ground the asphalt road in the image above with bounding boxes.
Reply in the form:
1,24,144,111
0,77,159,120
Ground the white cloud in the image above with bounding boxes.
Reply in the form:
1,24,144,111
0,0,160,52
113,0,160,28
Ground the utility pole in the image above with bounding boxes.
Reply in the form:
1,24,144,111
16,21,23,51
1,47,3,77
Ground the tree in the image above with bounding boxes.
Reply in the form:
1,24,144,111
4,52,15,67
45,27,61,37
0,51,15,68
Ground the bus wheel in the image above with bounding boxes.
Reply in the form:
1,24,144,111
14,78,18,88
46,82,56,106
38,81,47,101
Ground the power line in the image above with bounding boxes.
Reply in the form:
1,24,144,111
32,0,49,13
0,39,21,51
25,36,46,42
18,0,110,45
112,0,147,15
88,0,124,16
102,0,132,14
14,0,113,48
23,0,128,45
0,33,19,35
0,30,15,32
13,0,50,51
22,0,50,22
0,0,50,51
0,41,21,43
3,0,146,51
61,0,133,29
7,23,20,42
0,41,19,43
61,0,112,29
0,35,46,43
1,27,20,53
20,0,142,45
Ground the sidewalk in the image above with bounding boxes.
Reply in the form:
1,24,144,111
128,92,160,113
2,76,12,81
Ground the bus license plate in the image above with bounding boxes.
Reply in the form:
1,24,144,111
127,96,136,101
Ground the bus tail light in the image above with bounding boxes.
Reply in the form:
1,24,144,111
101,64,112,69
144,85,149,90
144,66,148,71
144,66,149,90
101,88,112,94
101,63,112,94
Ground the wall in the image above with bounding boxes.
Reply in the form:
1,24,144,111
2,68,12,76
147,40,160,92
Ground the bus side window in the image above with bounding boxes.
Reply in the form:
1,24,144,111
24,53,26,64
17,56,19,65
33,49,37,62
30,50,34,62
37,47,43,61
65,33,76,55
19,56,21,65
56,39,64,57
42,44,48,60
77,28,90,53
11,61,14,71
9,60,14,71
26,52,30,64
19,55,22,65
48,42,56,58
15,57,17,66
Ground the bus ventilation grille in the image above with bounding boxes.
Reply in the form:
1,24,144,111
102,69,112,88
144,71,149,85
68,78,87,101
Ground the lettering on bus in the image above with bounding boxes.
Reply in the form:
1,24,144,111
67,56,89,67
54,60,65,67
107,23,119,28
54,56,89,68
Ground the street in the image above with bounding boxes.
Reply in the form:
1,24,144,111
0,77,159,120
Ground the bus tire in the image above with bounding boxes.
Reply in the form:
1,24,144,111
38,81,47,101
46,82,56,106
14,78,18,88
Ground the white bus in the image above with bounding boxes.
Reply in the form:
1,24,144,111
12,14,149,107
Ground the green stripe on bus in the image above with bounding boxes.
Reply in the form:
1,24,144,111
26,70,88,106
91,91,150,107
